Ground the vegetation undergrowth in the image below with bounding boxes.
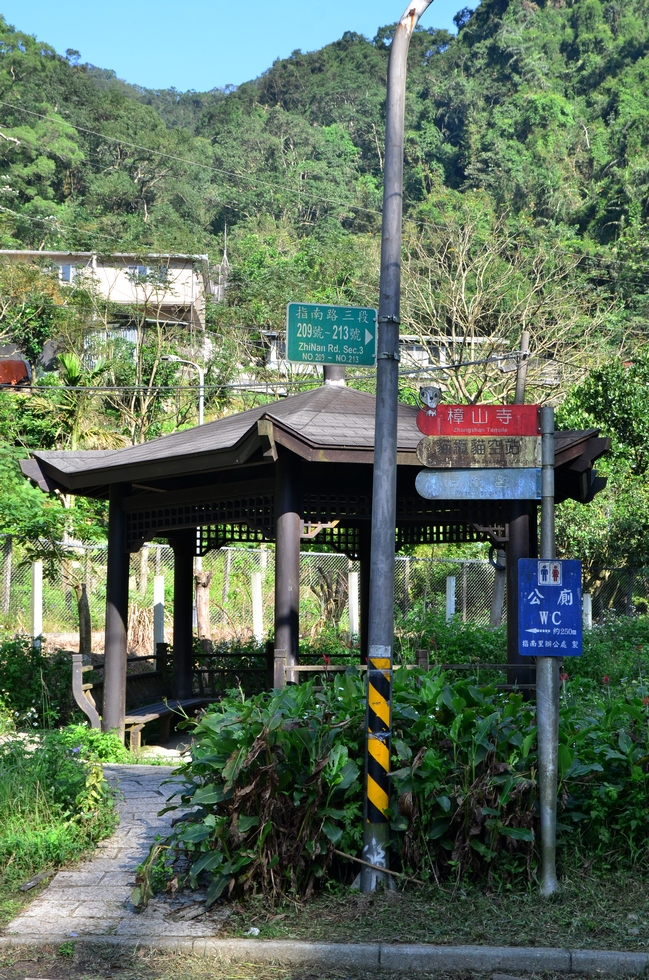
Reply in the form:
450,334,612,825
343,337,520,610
397,608,507,664
0,703,118,924
135,646,649,908
0,635,76,728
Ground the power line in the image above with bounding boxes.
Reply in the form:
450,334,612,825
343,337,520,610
7,196,648,294
398,352,524,376
7,350,528,396
0,100,381,221
15,378,362,394
3,101,649,297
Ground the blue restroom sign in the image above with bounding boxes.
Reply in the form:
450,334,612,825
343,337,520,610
518,559,583,657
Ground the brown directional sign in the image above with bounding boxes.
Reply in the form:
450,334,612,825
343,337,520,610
416,435,541,469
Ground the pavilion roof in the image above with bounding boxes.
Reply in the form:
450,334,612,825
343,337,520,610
20,384,609,504
22,386,418,492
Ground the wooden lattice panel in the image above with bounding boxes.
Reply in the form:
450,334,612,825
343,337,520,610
199,523,271,555
302,494,372,521
302,524,361,559
396,524,484,548
126,495,274,551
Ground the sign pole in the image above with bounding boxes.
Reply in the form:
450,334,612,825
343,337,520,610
537,405,560,896
361,0,433,892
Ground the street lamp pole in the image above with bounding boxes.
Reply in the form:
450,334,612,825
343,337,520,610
162,355,206,592
162,355,204,426
361,0,434,892
197,367,204,427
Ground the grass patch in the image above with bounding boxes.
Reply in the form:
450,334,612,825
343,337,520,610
0,725,118,927
216,867,649,950
0,943,586,980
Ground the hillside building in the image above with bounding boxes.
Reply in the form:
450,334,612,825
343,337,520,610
0,250,228,332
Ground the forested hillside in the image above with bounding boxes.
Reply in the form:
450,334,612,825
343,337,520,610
1,0,648,319
1,0,649,559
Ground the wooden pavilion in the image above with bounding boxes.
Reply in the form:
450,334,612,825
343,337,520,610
21,382,609,736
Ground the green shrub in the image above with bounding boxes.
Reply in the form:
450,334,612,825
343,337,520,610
397,609,506,664
557,681,649,866
0,693,14,735
575,615,649,685
300,622,358,665
0,637,75,728
136,678,364,907
0,728,117,890
52,723,131,763
137,666,649,905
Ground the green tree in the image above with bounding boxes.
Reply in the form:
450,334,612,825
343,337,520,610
0,260,71,371
0,442,64,542
556,353,649,569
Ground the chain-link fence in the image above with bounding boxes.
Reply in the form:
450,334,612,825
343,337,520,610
584,568,649,619
1,533,647,651
394,556,501,626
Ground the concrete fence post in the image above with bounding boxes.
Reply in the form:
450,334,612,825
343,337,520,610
348,569,359,638
445,575,456,622
583,593,593,629
32,560,43,648
252,570,263,644
153,574,165,648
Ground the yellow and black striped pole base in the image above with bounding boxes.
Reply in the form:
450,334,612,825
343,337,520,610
365,648,392,823
361,646,392,889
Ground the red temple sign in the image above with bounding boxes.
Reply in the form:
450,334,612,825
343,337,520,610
416,404,540,437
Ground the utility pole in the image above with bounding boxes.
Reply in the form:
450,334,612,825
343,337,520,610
537,404,560,896
361,0,434,892
514,330,530,406
491,331,530,627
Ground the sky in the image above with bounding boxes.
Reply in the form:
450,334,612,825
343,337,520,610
1,0,463,92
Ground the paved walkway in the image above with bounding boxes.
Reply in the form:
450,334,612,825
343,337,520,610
4,763,230,941
6,763,649,974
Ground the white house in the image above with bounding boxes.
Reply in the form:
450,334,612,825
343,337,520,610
0,250,227,331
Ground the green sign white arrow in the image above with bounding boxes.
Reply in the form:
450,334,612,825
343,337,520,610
286,302,377,366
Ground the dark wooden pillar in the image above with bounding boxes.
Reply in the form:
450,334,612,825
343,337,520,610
359,524,371,665
171,532,195,699
506,502,535,689
274,452,301,678
102,483,129,737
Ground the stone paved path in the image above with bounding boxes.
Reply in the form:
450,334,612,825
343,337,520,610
4,763,230,941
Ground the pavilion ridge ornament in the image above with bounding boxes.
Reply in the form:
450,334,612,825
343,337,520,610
286,302,377,366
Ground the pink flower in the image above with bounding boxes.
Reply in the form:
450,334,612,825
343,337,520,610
322,654,331,666
602,676,610,685
560,673,569,682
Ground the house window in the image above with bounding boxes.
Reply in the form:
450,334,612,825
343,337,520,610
60,264,76,283
127,265,149,280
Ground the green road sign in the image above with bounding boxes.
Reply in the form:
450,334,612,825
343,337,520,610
286,302,377,366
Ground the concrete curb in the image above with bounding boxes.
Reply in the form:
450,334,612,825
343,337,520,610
1,936,649,975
